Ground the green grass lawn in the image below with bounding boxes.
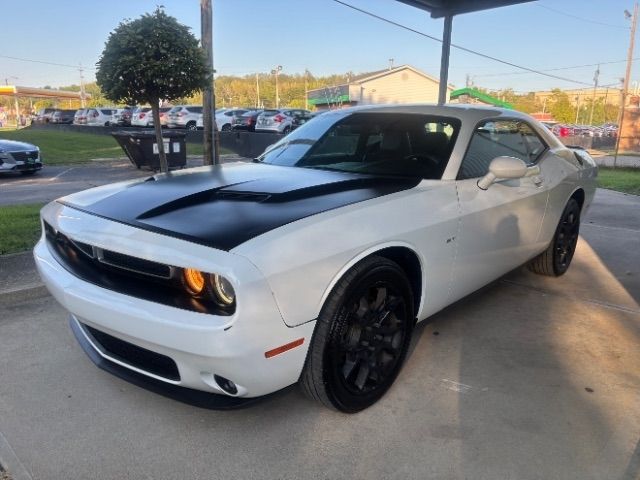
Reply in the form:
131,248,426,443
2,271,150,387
597,167,640,195
0,129,123,165
0,128,229,166
0,204,43,255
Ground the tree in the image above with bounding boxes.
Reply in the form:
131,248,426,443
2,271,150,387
96,8,209,172
548,89,575,124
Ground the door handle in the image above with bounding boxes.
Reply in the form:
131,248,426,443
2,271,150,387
532,175,544,187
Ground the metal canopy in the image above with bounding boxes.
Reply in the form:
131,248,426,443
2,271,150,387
396,0,535,104
397,0,533,18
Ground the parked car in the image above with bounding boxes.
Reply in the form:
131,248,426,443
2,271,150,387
232,110,264,131
166,105,203,130
85,108,116,126
34,105,597,412
112,108,129,126
50,109,77,124
0,139,42,175
73,109,88,125
151,107,172,127
32,108,56,124
215,108,249,131
131,107,153,127
255,109,311,134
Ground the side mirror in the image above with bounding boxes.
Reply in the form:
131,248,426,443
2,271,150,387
477,156,528,190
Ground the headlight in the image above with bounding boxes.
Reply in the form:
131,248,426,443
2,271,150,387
212,274,235,306
182,268,236,307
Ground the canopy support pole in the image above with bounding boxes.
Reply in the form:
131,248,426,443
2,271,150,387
438,14,453,105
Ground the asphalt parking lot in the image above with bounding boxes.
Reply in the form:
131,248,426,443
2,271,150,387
0,155,246,206
0,188,639,480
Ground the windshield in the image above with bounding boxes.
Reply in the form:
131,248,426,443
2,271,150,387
259,112,460,179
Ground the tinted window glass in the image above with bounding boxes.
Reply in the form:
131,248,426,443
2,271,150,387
186,106,202,113
260,113,460,179
459,119,547,180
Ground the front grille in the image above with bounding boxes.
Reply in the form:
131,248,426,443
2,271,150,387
84,324,180,381
11,151,38,162
98,249,172,278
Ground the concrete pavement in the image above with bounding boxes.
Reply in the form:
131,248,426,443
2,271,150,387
0,188,639,480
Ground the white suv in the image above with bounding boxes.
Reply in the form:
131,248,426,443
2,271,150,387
166,106,203,130
85,108,116,126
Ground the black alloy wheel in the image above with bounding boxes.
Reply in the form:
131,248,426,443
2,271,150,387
186,122,197,131
529,198,581,276
301,256,414,412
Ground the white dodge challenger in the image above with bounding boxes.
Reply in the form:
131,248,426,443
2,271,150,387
34,105,597,412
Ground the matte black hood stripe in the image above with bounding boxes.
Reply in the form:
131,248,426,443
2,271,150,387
61,163,420,251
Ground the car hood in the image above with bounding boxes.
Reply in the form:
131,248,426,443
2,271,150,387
0,140,37,152
60,163,420,251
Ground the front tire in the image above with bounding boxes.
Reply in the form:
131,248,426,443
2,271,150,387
300,256,415,412
186,121,197,131
528,198,581,276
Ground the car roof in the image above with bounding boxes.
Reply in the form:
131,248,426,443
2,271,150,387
320,103,534,123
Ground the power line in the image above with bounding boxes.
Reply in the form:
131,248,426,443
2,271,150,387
0,54,95,70
332,0,591,86
536,4,628,29
473,58,640,79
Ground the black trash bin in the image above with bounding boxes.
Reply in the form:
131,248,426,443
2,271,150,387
112,130,187,171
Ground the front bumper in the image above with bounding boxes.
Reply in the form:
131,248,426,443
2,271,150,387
34,202,314,399
0,158,42,172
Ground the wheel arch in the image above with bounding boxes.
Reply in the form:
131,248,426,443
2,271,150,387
570,187,585,212
318,242,425,320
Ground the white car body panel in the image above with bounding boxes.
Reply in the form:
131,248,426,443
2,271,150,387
233,181,460,326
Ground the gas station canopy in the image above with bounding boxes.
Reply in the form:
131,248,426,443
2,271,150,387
397,0,533,18
0,85,88,100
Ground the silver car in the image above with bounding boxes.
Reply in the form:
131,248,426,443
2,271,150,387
255,109,310,134
166,106,203,130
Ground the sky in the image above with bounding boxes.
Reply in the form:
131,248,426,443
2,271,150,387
0,0,638,94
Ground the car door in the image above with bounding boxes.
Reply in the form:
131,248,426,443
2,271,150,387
450,119,550,301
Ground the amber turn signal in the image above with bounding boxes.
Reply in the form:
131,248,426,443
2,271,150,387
183,268,206,295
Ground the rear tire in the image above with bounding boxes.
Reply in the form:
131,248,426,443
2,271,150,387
186,122,197,131
528,198,580,276
282,126,292,134
300,256,414,412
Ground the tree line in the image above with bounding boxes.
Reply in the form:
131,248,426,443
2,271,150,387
0,75,621,126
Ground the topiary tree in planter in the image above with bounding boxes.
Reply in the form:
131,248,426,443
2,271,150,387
96,8,209,172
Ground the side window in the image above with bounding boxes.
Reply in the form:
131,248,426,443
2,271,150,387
458,119,546,180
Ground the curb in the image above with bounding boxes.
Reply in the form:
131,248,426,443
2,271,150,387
0,284,48,305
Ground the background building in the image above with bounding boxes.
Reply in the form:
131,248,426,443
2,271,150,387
307,65,452,110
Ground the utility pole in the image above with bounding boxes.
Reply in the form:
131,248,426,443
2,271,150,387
575,94,581,124
388,58,394,70
271,65,282,108
201,0,218,166
615,2,638,168
79,64,86,108
255,73,260,109
589,65,600,125
304,69,310,110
